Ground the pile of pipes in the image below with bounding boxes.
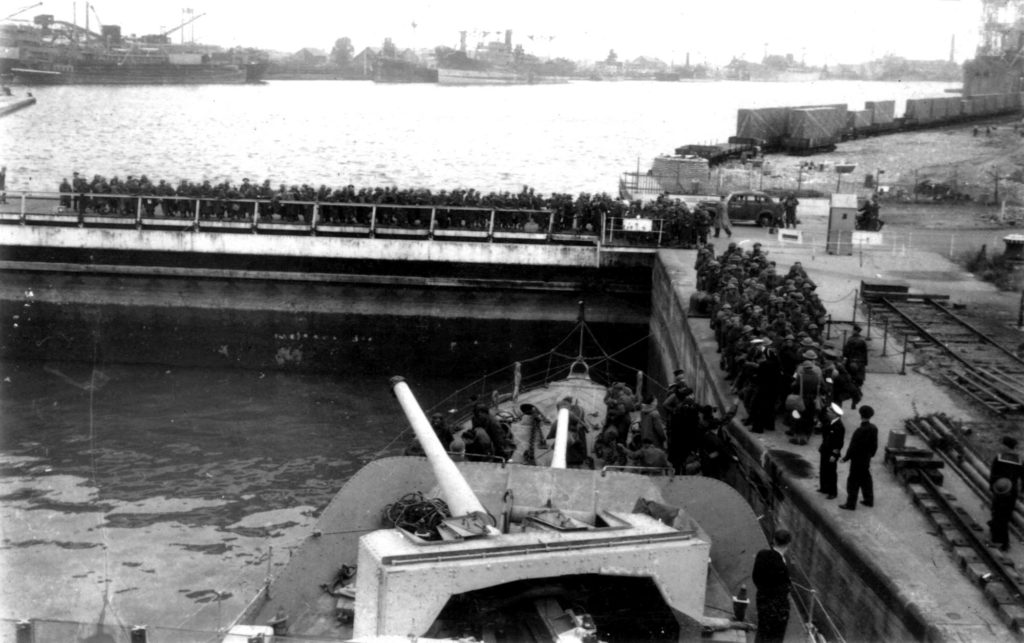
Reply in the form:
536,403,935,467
905,413,1024,536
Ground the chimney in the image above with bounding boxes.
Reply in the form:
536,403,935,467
505,29,512,50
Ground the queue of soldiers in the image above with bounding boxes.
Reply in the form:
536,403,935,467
57,173,710,246
695,241,869,444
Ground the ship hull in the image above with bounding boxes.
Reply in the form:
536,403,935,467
5,61,264,85
437,67,568,85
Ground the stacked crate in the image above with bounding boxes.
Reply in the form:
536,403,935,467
650,156,710,194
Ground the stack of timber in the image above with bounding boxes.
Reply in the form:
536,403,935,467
648,155,711,192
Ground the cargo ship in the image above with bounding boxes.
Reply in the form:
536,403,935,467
0,9,266,85
437,29,568,86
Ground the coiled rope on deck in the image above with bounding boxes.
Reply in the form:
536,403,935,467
382,492,451,535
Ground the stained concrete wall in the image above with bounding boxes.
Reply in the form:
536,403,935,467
648,250,925,642
0,225,635,268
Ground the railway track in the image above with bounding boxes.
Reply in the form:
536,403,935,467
863,296,1024,415
887,427,1024,632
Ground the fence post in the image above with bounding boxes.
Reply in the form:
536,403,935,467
851,289,858,326
881,318,889,357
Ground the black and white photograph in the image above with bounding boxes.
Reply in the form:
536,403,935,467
1,1,1023,641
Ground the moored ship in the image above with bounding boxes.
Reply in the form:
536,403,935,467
436,29,568,86
0,9,266,85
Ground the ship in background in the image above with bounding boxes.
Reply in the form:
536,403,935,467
722,54,822,82
0,4,266,85
962,0,1024,97
437,29,568,85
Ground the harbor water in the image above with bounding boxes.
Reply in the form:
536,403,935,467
0,78,955,638
1,79,955,195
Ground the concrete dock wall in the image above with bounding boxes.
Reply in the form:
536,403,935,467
0,225,605,267
648,250,925,642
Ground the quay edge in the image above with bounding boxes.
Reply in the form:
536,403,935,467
649,249,1017,642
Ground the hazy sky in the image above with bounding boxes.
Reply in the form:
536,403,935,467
10,0,984,65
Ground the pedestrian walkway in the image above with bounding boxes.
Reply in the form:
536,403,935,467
680,230,1024,639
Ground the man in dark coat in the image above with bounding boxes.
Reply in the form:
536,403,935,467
840,405,878,510
752,528,793,643
842,324,868,392
989,436,1023,551
817,403,846,499
781,193,799,229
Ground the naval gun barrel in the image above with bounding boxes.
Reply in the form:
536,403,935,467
551,401,570,469
390,376,488,518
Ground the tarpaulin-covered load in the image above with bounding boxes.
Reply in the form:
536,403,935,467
961,98,974,116
786,105,848,146
847,109,872,130
864,100,895,124
736,107,789,147
942,96,963,119
905,97,935,123
931,97,949,121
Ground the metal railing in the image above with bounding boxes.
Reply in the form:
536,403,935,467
0,191,715,250
0,190,598,244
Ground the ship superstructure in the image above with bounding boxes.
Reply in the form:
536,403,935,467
0,5,266,85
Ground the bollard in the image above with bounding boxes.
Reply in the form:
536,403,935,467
900,335,909,375
732,584,750,621
866,306,872,340
130,625,147,643
15,620,32,643
881,318,889,357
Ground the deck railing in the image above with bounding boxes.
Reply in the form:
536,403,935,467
0,191,700,249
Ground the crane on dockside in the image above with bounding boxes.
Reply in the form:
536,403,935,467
2,2,42,21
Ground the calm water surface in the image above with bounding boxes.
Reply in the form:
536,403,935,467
2,79,955,195
0,78,956,637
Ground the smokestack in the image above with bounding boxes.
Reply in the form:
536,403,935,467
459,30,466,52
950,34,956,63
505,29,512,50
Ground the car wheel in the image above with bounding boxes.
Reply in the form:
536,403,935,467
757,213,773,228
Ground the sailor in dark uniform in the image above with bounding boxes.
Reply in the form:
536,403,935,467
989,436,1023,551
817,403,846,499
752,528,793,643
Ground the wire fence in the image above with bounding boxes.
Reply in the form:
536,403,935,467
621,165,1024,209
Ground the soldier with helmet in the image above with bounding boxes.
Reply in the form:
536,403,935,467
989,436,1023,551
